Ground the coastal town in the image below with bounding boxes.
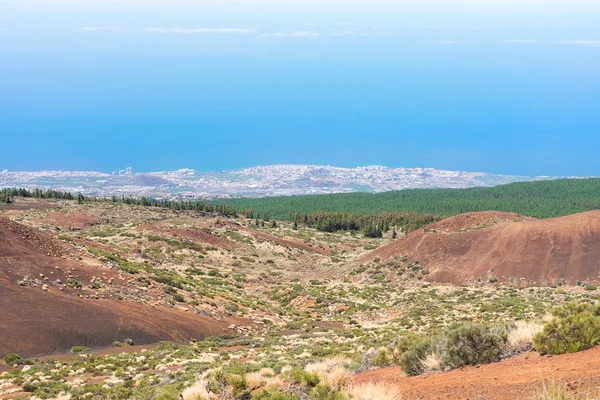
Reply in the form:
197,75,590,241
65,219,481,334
0,165,551,199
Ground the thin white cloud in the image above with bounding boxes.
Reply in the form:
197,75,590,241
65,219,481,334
508,39,539,44
440,40,460,45
557,40,600,47
332,30,355,36
73,26,124,32
258,31,320,38
146,28,255,34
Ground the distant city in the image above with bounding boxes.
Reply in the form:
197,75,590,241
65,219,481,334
0,165,577,199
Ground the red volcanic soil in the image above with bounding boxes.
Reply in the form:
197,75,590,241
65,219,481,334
138,223,239,250
43,211,101,228
365,211,600,285
354,347,600,399
0,200,57,211
0,218,248,357
223,221,331,256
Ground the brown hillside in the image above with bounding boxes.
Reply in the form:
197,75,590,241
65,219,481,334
0,218,246,357
365,211,600,285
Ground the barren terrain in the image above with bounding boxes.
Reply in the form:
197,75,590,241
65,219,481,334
367,211,600,285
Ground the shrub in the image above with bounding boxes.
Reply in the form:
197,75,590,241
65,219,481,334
135,384,181,400
372,335,425,368
21,382,37,393
3,353,21,365
397,323,508,375
71,346,91,353
113,339,134,347
441,323,508,369
228,374,250,397
399,337,434,376
283,368,321,397
172,293,185,302
286,368,320,388
310,385,347,400
254,389,299,400
22,382,70,398
371,349,392,368
534,310,600,355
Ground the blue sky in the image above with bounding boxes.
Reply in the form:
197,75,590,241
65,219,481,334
1,0,599,176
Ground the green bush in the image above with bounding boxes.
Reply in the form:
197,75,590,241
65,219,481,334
227,374,250,397
372,334,425,368
286,368,320,388
3,353,21,365
441,323,508,369
254,389,299,400
397,323,508,375
399,337,434,376
134,384,180,400
71,346,91,353
551,302,599,319
22,382,70,399
309,385,347,400
534,309,600,355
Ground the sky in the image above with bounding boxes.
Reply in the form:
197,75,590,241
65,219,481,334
1,0,599,176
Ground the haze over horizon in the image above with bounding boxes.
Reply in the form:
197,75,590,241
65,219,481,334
2,0,599,176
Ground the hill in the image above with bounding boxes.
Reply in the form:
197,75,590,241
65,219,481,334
364,211,600,285
0,217,248,357
216,178,600,220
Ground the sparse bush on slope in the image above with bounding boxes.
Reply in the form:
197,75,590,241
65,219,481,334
309,385,349,400
441,323,508,369
371,335,424,368
399,337,436,376
534,303,600,355
3,353,21,365
135,384,182,400
394,323,509,376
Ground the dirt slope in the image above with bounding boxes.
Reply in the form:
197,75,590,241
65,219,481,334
223,221,332,255
365,211,600,285
354,347,600,399
0,218,246,357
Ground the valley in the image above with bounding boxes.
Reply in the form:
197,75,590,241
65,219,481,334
1,192,600,399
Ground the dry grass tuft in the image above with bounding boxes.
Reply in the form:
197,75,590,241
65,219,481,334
346,382,403,400
422,352,442,371
181,379,212,400
533,380,600,400
305,356,353,389
245,367,277,390
506,320,544,355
